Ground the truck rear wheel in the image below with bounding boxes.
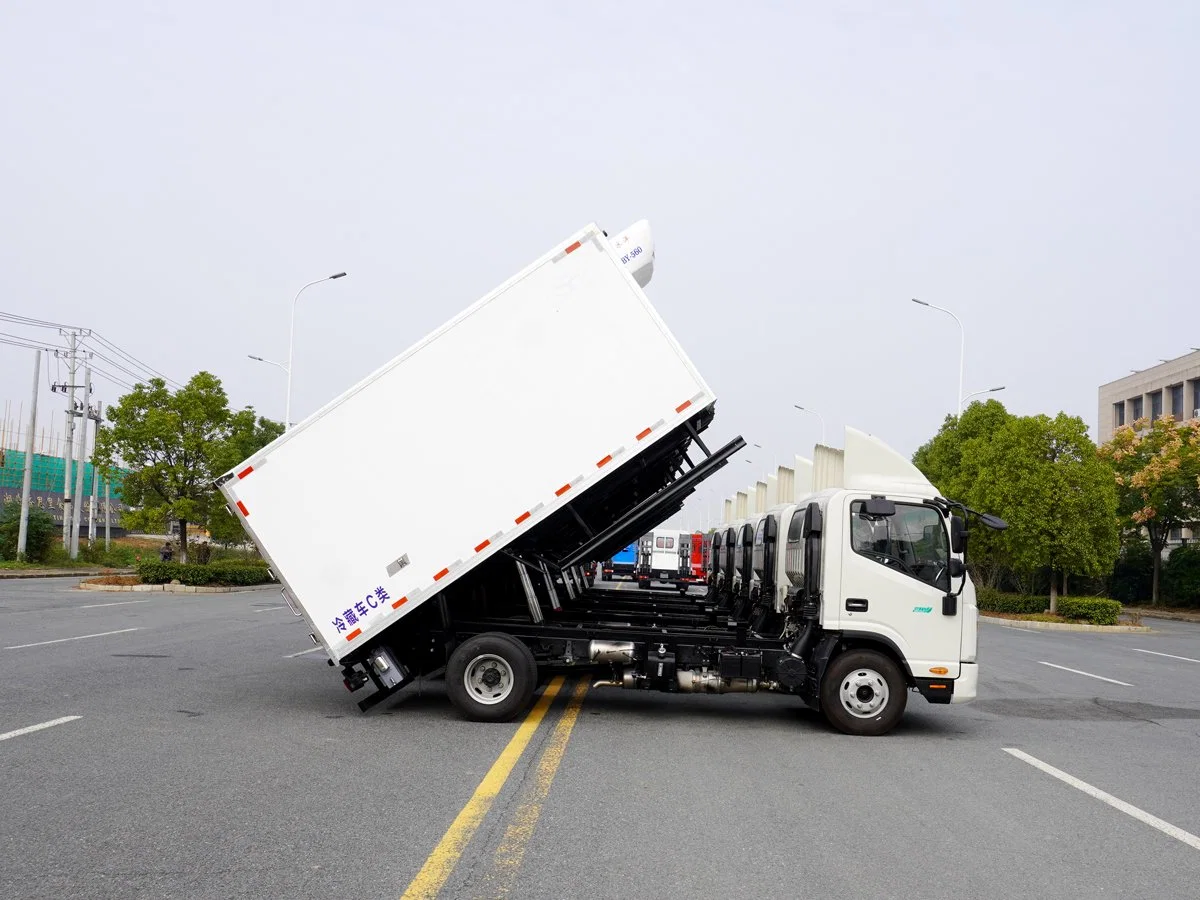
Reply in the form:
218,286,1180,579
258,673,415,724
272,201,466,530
819,650,907,736
446,633,537,723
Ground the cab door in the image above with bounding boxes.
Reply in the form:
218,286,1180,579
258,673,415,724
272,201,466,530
836,495,961,674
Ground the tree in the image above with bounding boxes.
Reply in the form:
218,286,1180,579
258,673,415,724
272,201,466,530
93,373,280,563
1098,416,1200,604
1162,544,1200,606
969,413,1119,611
913,400,1015,587
0,500,56,562
207,411,284,548
913,399,1014,502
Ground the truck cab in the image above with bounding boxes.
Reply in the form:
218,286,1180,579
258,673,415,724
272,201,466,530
775,427,986,724
790,489,976,700
730,514,763,616
750,503,796,627
707,529,724,593
716,520,744,608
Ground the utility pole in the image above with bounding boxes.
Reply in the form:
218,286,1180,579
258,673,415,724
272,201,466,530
88,402,101,547
57,329,91,548
104,475,111,550
60,331,78,548
17,350,40,558
69,367,91,559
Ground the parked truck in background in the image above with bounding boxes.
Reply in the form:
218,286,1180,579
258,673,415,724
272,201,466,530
218,219,1002,736
635,530,705,593
602,543,638,580
635,529,689,591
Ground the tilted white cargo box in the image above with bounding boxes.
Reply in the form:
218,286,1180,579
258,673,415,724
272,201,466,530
218,223,715,660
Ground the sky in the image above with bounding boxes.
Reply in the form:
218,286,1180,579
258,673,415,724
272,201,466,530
1,1,1197,529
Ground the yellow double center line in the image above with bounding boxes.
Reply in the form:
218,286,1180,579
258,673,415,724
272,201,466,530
401,676,590,899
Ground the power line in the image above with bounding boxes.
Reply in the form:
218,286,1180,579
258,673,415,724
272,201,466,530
0,311,84,330
88,333,182,388
0,331,58,351
79,344,152,385
90,365,135,391
0,334,128,394
0,336,55,353
1,309,181,388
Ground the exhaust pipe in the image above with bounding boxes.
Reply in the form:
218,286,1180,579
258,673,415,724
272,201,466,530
592,669,640,690
675,669,760,693
589,640,636,664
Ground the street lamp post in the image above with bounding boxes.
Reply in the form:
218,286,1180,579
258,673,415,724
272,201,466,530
248,354,288,374
793,405,826,445
285,272,347,430
961,386,1006,407
248,355,289,423
912,298,965,414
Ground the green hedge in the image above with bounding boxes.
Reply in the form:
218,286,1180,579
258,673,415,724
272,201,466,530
1056,597,1122,626
976,587,1122,625
976,587,1049,615
137,561,276,586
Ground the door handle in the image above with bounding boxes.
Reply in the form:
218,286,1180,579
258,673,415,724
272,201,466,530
846,598,868,612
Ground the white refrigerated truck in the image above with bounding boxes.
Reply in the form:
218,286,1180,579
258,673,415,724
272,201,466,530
217,220,1002,736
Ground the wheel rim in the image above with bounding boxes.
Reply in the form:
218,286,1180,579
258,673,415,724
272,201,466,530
464,654,515,705
839,667,889,719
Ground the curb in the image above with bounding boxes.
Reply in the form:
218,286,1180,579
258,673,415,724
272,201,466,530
1124,609,1200,625
981,615,1151,634
78,582,272,594
0,569,135,580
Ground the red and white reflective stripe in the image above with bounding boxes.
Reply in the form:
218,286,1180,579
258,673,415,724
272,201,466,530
403,395,710,614
237,465,254,479
564,240,582,254
236,500,249,517
345,628,362,641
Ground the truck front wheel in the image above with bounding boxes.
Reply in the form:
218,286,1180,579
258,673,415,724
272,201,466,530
446,633,537,723
819,650,907,736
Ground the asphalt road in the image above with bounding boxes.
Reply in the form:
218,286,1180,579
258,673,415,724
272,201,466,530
2,576,1199,898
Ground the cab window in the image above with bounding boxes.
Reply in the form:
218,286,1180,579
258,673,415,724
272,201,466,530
849,501,949,591
787,510,805,542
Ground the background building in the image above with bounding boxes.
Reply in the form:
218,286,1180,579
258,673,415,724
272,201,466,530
1097,350,1200,444
1098,350,1200,550
0,449,129,538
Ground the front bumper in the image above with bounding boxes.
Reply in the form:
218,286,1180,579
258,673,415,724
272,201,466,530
914,663,978,705
951,662,977,704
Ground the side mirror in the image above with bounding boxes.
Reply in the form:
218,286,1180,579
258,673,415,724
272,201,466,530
863,496,896,517
802,502,823,537
950,515,967,554
948,558,965,578
980,513,1008,531
763,515,778,544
